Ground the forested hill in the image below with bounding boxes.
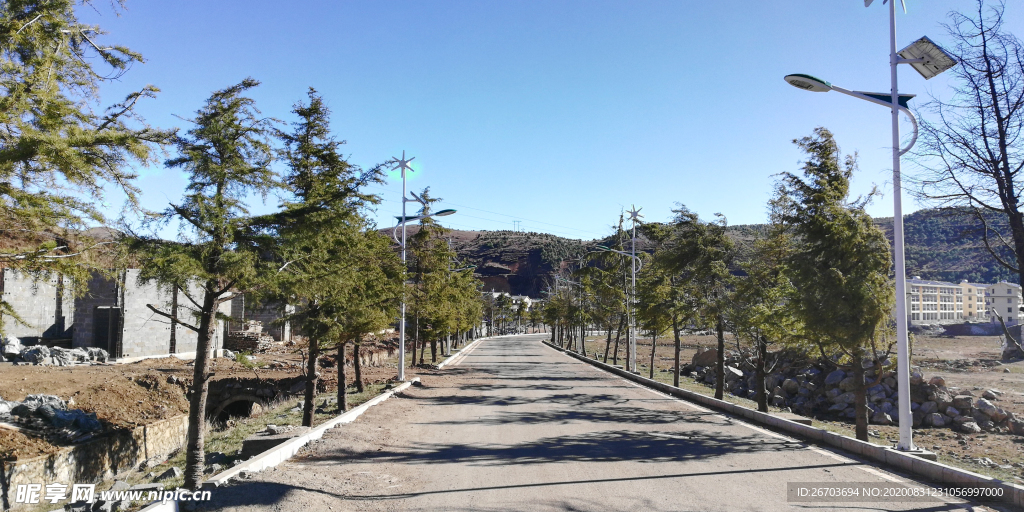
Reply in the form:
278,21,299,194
430,207,1018,298
873,208,1017,284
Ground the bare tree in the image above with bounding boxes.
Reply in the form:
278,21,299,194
912,0,1024,351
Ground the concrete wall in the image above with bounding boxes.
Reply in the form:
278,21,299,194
0,415,188,511
0,269,73,340
71,272,120,352
229,295,292,341
72,271,228,359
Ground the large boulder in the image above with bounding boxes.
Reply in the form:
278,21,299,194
824,370,845,387
1008,415,1024,436
21,346,50,365
68,348,90,362
871,411,893,425
50,347,74,366
1,337,23,358
925,413,946,428
952,395,974,411
945,406,961,418
928,376,946,387
838,377,858,392
981,389,1002,400
87,347,109,363
23,394,67,410
782,378,799,394
975,398,999,417
960,421,982,434
723,366,743,381
835,392,857,404
691,348,718,367
918,401,939,415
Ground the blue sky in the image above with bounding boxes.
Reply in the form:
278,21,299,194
81,0,1023,240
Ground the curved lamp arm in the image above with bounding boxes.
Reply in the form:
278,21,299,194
830,86,919,156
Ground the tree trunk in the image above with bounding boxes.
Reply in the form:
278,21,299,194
183,287,218,491
672,314,681,387
302,337,319,427
755,335,768,413
337,340,347,412
353,336,365,393
853,350,869,441
603,322,613,363
550,324,556,344
715,315,725,400
579,323,587,357
649,332,657,379
412,313,419,366
430,337,437,363
612,316,624,365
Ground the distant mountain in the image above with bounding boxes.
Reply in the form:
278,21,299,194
430,208,1020,298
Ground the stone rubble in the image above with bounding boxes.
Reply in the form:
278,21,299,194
681,346,1024,437
0,336,109,366
0,393,103,441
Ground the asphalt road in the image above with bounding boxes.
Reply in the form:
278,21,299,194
201,334,996,512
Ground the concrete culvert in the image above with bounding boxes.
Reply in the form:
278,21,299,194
212,397,265,423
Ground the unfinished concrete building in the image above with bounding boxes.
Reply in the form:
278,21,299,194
0,269,75,344
72,270,230,359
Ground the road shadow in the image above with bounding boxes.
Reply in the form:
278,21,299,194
303,428,802,467
416,406,725,427
401,392,631,408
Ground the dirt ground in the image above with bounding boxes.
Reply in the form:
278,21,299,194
0,335,424,461
578,331,1024,483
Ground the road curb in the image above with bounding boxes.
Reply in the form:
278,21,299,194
542,340,1024,508
140,378,420,512
436,337,486,369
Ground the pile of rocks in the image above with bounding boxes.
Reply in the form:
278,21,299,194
0,393,103,442
0,336,109,366
684,347,1024,437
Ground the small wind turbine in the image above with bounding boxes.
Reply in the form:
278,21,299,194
865,0,906,13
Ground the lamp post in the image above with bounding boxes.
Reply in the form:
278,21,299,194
784,1,956,454
595,206,644,373
390,151,456,381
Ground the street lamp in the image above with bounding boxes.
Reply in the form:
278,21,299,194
784,1,956,455
595,205,644,373
390,151,457,382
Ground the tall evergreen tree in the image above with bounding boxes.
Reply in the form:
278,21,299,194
778,127,894,441
128,79,278,490
267,88,395,424
0,0,173,332
660,206,734,399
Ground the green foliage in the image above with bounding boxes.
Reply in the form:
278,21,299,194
128,78,280,491
778,127,894,355
0,0,174,334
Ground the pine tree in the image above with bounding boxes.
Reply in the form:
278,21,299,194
128,79,278,490
0,0,173,332
267,88,396,424
778,127,894,441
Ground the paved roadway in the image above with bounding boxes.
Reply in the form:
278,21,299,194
201,334,995,511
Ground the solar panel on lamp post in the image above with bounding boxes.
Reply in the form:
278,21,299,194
784,0,955,456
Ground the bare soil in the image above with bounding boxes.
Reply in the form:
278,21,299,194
0,334,422,461
578,331,1024,483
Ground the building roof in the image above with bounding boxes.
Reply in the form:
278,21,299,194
907,278,959,287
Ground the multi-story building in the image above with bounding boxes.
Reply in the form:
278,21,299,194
986,281,1023,326
907,278,963,324
959,280,988,321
